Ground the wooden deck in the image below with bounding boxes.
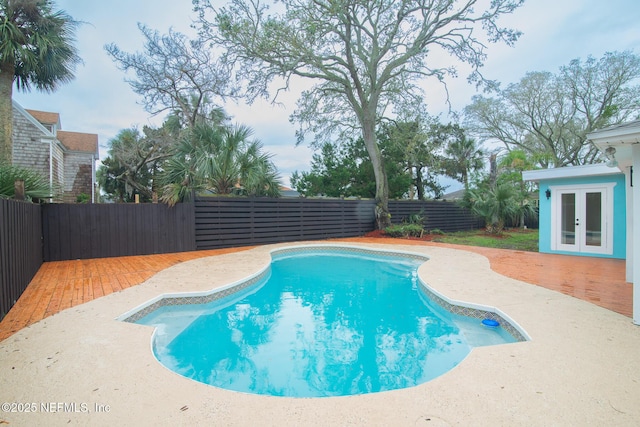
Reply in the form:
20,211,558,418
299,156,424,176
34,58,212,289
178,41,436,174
0,239,632,342
0,247,253,341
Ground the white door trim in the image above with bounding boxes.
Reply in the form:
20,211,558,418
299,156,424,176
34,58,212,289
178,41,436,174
550,183,615,255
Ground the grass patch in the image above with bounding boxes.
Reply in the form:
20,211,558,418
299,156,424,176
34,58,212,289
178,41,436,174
434,228,539,252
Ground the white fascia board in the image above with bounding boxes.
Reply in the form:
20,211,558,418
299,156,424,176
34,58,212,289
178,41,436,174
522,164,622,182
586,120,640,145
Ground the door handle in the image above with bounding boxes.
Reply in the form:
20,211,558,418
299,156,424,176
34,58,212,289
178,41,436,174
575,218,580,226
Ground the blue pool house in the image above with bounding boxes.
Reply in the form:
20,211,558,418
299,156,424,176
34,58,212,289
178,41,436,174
523,164,626,259
523,120,640,325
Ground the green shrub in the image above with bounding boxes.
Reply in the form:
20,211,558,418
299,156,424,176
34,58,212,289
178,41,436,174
0,162,58,201
384,223,424,238
403,210,426,225
429,228,445,235
76,193,91,203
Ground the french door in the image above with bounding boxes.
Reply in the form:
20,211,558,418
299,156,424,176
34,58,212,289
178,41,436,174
551,184,614,255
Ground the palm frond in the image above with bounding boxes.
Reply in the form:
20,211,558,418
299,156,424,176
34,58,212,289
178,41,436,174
0,162,59,201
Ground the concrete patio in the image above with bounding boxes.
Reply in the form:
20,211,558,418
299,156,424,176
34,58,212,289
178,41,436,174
0,239,638,426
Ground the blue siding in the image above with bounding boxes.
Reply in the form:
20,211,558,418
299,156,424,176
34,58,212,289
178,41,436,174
538,173,626,259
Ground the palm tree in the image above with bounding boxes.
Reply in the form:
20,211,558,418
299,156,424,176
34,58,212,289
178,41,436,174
0,161,59,201
160,122,281,206
464,182,537,234
464,184,518,234
445,135,485,190
0,0,81,163
498,150,538,227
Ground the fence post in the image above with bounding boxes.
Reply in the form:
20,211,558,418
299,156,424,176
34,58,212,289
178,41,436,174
14,180,25,200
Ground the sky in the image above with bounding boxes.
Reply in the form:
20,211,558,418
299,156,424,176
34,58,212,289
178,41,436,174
13,0,640,191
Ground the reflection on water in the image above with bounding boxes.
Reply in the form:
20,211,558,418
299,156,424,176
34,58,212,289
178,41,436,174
139,251,509,397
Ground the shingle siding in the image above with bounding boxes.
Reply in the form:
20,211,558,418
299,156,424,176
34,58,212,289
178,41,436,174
11,102,97,203
63,152,94,203
12,111,52,177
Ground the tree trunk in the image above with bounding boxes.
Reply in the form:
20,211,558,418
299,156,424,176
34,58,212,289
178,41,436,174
407,163,415,199
361,114,390,229
0,62,15,164
489,153,498,190
415,167,425,200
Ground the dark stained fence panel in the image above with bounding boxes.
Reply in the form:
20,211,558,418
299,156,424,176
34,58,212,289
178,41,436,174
0,199,42,320
194,197,482,250
195,197,376,250
388,200,483,232
13,197,481,265
42,203,196,261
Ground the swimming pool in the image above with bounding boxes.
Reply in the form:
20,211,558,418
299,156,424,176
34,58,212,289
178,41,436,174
123,246,527,397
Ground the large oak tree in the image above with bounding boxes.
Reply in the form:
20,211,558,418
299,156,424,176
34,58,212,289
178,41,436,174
465,51,640,168
194,0,524,228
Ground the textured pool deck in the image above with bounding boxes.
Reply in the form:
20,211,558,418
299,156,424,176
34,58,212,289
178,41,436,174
1,239,638,426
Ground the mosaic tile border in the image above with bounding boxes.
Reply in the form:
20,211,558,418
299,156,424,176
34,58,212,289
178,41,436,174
121,269,269,323
121,244,528,342
417,282,528,342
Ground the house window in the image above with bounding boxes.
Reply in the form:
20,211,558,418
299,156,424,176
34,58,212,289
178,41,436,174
551,183,615,255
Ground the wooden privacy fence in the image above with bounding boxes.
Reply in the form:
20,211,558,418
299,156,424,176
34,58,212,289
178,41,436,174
0,199,42,319
42,203,196,261
19,197,485,261
388,200,484,231
195,197,376,249
194,197,483,249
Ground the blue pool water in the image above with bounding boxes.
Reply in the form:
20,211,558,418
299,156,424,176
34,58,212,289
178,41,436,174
136,249,517,397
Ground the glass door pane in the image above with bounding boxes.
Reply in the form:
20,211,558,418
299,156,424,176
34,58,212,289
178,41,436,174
561,193,576,245
584,192,602,246
552,185,612,255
